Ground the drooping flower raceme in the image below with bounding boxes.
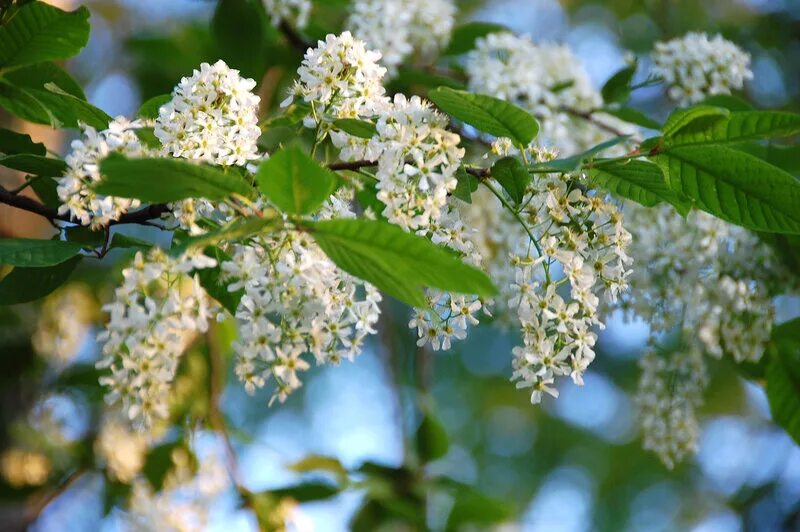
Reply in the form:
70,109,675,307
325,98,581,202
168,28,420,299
651,32,753,106
263,0,312,29
635,347,707,470
97,248,217,427
155,60,261,167
222,194,382,404
57,117,152,229
347,0,455,75
625,204,787,467
286,31,389,124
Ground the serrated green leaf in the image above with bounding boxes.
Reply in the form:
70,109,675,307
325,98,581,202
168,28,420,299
30,175,59,208
0,127,46,155
5,61,85,99
308,219,497,307
700,94,753,111
0,3,90,69
137,94,171,119
589,160,691,215
40,83,112,129
766,318,800,445
172,217,280,255
442,22,508,56
491,157,530,204
601,63,636,104
528,136,631,174
255,146,337,215
428,87,539,146
96,153,253,203
452,167,479,203
0,153,65,176
733,142,800,175
109,233,153,250
0,256,81,304
389,66,467,93
134,127,161,149
332,118,377,139
0,238,83,267
662,105,730,138
656,145,800,233
668,111,800,146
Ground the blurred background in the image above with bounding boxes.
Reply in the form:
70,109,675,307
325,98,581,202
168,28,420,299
1,0,800,530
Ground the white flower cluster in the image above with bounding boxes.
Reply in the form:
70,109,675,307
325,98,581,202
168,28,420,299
155,60,261,167
625,205,787,466
125,444,227,532
635,347,707,469
347,0,455,75
32,283,95,367
223,195,382,403
263,0,312,29
465,33,637,155
410,199,487,351
334,94,463,232
651,32,753,106
286,31,389,125
97,248,217,427
95,415,148,483
57,117,151,229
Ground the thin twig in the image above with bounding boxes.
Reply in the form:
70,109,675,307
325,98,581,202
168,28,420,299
559,107,631,138
278,20,312,52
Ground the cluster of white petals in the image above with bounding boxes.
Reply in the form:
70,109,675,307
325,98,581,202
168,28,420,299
222,194,382,403
347,0,455,75
466,33,636,155
626,205,788,466
57,117,151,228
286,31,389,125
635,347,707,469
155,60,261,167
334,94,463,232
97,248,217,427
651,32,753,106
263,0,312,29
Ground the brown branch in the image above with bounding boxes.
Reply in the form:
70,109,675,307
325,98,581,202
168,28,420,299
278,20,312,53
559,107,632,138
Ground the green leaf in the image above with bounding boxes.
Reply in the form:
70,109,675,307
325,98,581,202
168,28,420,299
661,105,730,138
0,238,83,266
308,219,497,307
428,87,539,146
196,248,243,315
212,0,269,79
266,481,340,502
602,107,661,130
4,61,85,99
142,440,195,491
0,127,46,155
389,67,467,93
0,256,81,304
589,160,691,215
137,94,171,119
700,94,753,111
668,111,800,146
109,233,153,251
0,153,65,176
255,146,337,215
445,483,514,529
96,153,253,203
656,145,800,233
39,82,112,129
0,3,90,69
289,455,348,479
601,63,636,104
30,175,59,208
134,127,161,149
733,142,800,175
442,22,508,56
415,409,449,464
766,318,800,445
356,180,386,217
172,217,280,255
333,118,377,139
528,136,631,174
452,167,479,204
491,157,530,204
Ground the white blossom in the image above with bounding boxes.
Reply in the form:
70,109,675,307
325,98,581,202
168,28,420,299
347,0,455,75
651,32,753,106
57,117,152,229
155,60,261,167
95,415,148,483
96,248,218,428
